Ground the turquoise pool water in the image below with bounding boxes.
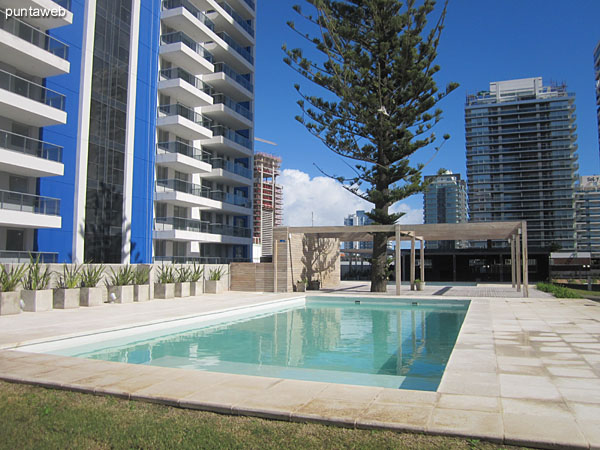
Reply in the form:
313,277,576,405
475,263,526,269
53,297,469,391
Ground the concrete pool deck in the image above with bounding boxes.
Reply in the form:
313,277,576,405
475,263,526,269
0,284,599,449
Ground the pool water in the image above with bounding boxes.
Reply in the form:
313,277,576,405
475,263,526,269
52,297,469,391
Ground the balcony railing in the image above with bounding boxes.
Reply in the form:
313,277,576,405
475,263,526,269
162,0,215,30
0,70,65,110
211,157,251,178
155,216,252,238
212,93,252,121
157,141,211,163
156,178,251,208
159,67,213,95
217,31,253,64
0,11,69,59
54,0,72,11
213,62,253,93
158,103,213,128
154,255,250,264
242,0,255,10
0,129,62,162
217,2,254,37
0,250,58,263
160,31,214,63
211,125,252,149
0,189,60,215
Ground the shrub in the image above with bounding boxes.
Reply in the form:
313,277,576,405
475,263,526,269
207,267,227,281
176,266,192,283
56,264,82,289
80,265,105,288
23,256,51,290
157,265,175,284
107,266,135,286
133,267,150,285
0,264,27,292
190,263,204,282
536,282,580,299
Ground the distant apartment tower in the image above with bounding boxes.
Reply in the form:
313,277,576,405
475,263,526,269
595,40,600,153
423,171,467,249
465,77,579,250
343,210,373,250
0,2,72,262
576,176,600,254
253,152,282,257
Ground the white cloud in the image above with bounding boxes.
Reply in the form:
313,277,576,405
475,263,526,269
279,169,423,226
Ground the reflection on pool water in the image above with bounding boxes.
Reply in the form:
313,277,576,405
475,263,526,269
53,297,469,391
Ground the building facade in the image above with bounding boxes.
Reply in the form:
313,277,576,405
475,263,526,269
423,171,467,249
0,1,72,262
595,40,600,154
575,176,600,254
253,152,282,258
465,77,579,250
343,210,373,250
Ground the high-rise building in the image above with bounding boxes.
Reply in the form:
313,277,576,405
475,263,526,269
0,2,72,262
465,77,579,250
0,0,256,264
595,40,600,154
423,171,467,249
343,210,373,250
253,152,282,257
575,176,600,254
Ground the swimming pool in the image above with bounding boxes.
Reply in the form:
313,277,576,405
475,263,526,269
27,297,469,391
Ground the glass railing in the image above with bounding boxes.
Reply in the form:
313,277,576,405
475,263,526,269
154,255,249,264
54,0,72,11
210,190,251,208
217,2,254,37
217,31,253,64
0,10,69,59
0,250,58,263
160,32,214,63
160,68,213,95
211,125,252,149
155,216,251,238
156,179,250,208
0,129,62,162
0,189,60,215
213,62,253,92
0,70,65,110
242,0,255,10
157,141,211,163
211,157,251,178
212,93,252,120
158,104,213,128
162,0,215,30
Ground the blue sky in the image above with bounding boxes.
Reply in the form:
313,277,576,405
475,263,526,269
253,0,600,226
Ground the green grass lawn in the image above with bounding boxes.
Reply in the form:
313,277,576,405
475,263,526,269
0,380,532,450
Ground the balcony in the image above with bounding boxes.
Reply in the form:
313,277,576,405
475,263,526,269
204,157,252,185
158,67,213,107
161,0,216,44
219,0,255,20
157,103,212,140
154,216,252,244
0,12,70,77
0,129,63,177
0,250,58,263
160,31,214,75
0,189,61,228
156,141,212,174
203,62,253,101
205,31,253,73
206,2,254,46
201,93,252,128
0,0,73,28
202,124,252,157
0,70,66,126
154,255,250,264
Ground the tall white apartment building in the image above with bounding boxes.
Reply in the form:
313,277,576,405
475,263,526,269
154,0,255,263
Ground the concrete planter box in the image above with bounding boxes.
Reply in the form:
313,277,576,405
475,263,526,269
21,289,53,312
296,282,306,292
416,282,425,291
190,281,203,296
80,287,104,307
154,283,175,299
205,279,227,294
54,288,80,309
175,282,190,298
0,292,21,315
134,285,150,302
108,285,134,303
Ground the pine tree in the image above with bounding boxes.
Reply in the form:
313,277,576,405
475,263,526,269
283,0,458,292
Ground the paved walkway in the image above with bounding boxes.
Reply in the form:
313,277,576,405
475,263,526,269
0,285,599,449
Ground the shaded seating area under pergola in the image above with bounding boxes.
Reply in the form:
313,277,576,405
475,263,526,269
275,221,530,297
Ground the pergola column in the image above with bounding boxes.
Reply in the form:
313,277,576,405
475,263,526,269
395,224,401,295
510,236,516,288
410,234,416,290
522,221,529,298
420,238,425,283
515,232,521,292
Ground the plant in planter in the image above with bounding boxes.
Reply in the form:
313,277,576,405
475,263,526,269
295,278,307,292
155,265,176,299
307,279,321,290
189,263,204,296
21,257,52,312
415,278,425,291
133,267,151,302
0,264,27,315
175,266,191,297
205,266,228,294
107,266,135,303
54,264,82,309
79,264,105,307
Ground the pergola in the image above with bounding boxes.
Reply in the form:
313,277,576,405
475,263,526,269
276,221,529,297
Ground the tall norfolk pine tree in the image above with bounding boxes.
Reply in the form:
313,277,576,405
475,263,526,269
283,0,457,292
